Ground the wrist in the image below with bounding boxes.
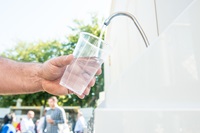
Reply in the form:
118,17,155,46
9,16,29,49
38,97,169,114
22,62,43,93
35,63,43,92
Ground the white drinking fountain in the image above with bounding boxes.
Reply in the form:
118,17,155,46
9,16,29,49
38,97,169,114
94,0,200,132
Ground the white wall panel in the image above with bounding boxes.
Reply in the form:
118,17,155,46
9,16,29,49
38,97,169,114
156,0,193,33
95,109,200,133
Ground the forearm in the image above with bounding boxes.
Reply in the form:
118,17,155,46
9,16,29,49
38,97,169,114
54,113,65,124
0,57,43,94
54,119,65,124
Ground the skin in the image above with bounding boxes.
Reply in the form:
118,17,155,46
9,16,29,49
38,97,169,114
27,111,35,119
0,54,102,99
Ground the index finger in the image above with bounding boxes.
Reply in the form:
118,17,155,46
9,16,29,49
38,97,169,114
96,68,102,75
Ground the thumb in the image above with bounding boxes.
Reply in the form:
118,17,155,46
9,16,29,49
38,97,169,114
50,54,74,67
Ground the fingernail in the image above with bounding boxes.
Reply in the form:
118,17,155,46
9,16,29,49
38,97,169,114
81,94,85,99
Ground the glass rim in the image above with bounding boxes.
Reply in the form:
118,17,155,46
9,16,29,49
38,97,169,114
80,32,111,52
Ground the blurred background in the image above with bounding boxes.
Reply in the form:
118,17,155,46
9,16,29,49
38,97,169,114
0,0,111,52
0,0,111,132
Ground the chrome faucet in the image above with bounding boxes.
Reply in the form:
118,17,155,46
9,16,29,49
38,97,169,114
104,12,150,47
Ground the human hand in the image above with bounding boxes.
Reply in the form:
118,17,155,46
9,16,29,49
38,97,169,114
40,54,102,99
47,118,54,124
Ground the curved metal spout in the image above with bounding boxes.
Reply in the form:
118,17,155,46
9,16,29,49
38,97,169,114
104,12,150,47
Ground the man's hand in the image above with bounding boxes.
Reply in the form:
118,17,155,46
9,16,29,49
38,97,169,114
40,54,102,99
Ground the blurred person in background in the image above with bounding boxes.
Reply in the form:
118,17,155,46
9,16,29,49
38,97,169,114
1,113,16,133
74,110,87,133
37,109,47,133
45,96,65,133
16,118,22,133
35,120,40,133
20,110,35,133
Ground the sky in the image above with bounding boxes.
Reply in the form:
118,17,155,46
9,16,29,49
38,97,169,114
0,0,111,53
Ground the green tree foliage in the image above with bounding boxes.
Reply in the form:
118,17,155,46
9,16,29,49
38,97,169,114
0,15,105,108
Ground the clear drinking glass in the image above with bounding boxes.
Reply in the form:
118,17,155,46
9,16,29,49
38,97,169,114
60,32,111,95
46,115,51,120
